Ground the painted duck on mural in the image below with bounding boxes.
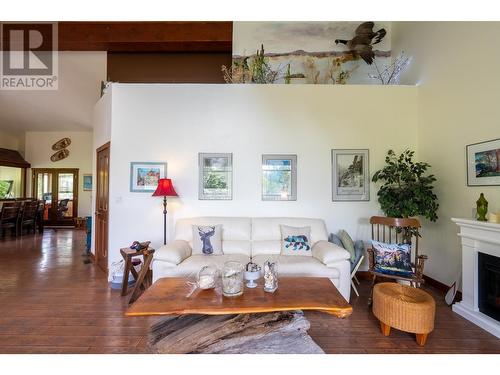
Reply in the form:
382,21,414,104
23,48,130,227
334,21,387,65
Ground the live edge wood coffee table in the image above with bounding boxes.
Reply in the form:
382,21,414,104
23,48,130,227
126,277,352,354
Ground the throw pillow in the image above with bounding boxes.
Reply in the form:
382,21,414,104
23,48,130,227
192,225,223,255
328,233,344,248
371,240,413,277
280,225,312,256
338,230,356,263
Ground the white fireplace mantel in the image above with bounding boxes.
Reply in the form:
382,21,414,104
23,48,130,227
451,218,500,338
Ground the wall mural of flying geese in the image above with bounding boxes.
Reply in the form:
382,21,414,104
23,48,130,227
229,21,391,85
334,22,387,65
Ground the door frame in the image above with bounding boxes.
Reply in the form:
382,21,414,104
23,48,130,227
95,142,110,273
31,168,79,226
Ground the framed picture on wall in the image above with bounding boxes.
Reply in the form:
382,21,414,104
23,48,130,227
199,153,233,200
262,154,297,201
130,162,167,192
332,149,369,201
466,138,500,186
83,174,93,191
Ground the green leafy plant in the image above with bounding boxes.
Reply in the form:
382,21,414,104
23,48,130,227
372,149,439,222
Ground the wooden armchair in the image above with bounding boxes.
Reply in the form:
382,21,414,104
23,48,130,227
367,216,428,304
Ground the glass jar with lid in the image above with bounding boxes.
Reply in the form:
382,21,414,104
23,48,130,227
222,261,244,297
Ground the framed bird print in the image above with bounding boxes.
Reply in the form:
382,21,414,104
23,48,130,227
332,149,369,201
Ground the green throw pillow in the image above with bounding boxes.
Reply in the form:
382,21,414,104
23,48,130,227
338,230,356,262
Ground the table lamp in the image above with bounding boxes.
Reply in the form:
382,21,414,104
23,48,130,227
152,178,178,245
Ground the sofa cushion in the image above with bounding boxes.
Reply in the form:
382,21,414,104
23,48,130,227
192,225,222,255
252,254,340,279
174,217,252,256
252,217,328,245
280,225,312,256
160,254,251,278
312,240,351,264
252,240,281,256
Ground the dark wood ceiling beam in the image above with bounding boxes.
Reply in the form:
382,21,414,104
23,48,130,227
58,22,233,52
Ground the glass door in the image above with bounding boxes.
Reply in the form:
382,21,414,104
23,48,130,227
32,168,79,226
35,172,52,221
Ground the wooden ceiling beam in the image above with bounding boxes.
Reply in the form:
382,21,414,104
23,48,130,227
58,21,233,52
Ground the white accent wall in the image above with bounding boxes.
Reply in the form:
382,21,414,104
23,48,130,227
104,84,418,267
90,90,112,254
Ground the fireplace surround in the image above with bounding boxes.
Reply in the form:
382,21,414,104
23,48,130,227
452,218,500,338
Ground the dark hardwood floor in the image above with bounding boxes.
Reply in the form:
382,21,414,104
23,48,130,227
0,229,498,354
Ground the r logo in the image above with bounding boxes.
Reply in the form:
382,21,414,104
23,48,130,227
0,22,58,90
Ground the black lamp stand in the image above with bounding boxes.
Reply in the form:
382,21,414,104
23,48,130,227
162,196,167,245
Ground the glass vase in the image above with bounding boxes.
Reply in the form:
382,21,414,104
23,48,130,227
263,260,278,293
222,261,244,297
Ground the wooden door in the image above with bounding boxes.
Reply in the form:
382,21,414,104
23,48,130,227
95,143,110,273
32,168,79,226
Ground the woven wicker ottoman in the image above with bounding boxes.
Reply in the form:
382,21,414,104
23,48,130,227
373,282,435,346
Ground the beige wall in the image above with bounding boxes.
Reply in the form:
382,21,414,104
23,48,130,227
0,129,23,153
25,131,93,217
392,22,500,286
0,166,22,198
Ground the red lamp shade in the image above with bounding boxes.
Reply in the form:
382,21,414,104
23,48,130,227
152,178,178,197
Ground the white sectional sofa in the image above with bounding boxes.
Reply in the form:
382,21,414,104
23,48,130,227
152,217,352,301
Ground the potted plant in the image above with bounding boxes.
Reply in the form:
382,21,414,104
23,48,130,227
372,149,439,227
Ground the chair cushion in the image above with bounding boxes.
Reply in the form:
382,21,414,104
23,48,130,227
192,225,223,255
338,230,356,262
371,240,413,277
352,240,365,272
280,225,312,256
160,254,250,278
328,233,344,248
252,254,340,279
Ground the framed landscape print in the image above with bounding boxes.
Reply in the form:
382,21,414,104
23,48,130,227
130,162,167,192
199,153,233,200
83,174,92,191
467,138,500,186
332,149,369,201
262,154,297,201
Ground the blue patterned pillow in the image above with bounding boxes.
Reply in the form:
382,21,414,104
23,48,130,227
281,225,312,256
371,240,413,277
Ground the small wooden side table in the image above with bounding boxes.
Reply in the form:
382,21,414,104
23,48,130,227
120,247,155,304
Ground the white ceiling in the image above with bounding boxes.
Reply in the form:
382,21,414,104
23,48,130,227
0,51,106,134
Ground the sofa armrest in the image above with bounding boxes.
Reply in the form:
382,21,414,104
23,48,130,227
154,240,192,265
312,240,350,265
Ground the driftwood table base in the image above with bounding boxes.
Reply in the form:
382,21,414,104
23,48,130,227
148,311,324,354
